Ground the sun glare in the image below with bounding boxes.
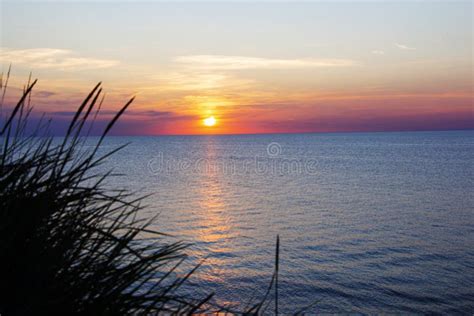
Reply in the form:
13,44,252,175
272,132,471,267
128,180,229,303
203,116,217,127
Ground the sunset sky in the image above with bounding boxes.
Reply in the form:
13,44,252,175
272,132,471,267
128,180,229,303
1,1,472,135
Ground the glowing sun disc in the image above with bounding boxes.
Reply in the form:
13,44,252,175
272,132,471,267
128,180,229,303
203,116,216,127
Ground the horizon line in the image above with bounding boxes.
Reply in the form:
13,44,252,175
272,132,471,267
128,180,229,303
88,128,474,137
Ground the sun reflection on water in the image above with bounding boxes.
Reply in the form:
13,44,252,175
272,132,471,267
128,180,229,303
196,139,234,247
190,138,239,281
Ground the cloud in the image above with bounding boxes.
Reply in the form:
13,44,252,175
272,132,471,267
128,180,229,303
257,111,474,134
0,48,119,70
34,90,56,98
144,71,256,92
151,72,232,90
395,43,416,50
51,109,193,121
371,50,385,55
174,55,357,70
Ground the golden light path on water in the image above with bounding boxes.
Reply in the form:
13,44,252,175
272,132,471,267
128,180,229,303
186,139,252,308
195,139,234,265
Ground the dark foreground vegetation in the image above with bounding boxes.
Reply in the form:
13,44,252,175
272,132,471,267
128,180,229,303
0,73,296,315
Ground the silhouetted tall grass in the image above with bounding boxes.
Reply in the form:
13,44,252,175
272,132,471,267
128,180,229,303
0,73,286,315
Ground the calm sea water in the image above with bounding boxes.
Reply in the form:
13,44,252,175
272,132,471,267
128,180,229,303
98,130,473,313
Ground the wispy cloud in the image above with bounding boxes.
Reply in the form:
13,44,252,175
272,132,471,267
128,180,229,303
395,43,416,50
371,50,385,55
145,71,255,92
52,109,192,120
0,48,119,70
174,55,357,70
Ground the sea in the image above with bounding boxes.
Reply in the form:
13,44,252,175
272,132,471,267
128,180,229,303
96,130,473,313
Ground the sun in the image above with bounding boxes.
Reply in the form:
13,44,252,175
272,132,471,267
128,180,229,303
203,116,217,127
